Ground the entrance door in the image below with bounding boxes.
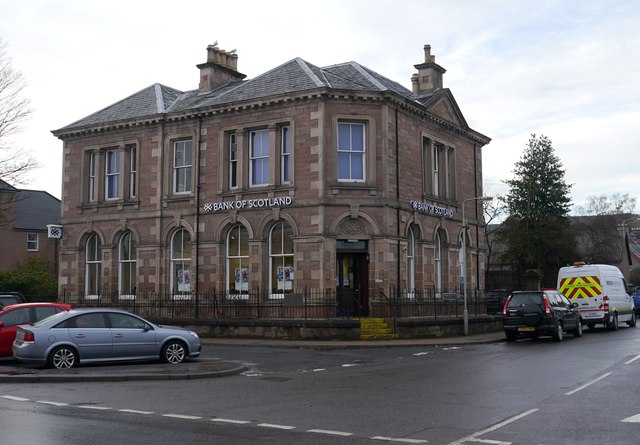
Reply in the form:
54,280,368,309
336,252,369,317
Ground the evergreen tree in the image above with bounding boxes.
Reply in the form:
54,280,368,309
498,134,577,286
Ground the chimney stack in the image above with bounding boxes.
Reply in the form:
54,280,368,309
197,43,246,92
412,44,446,95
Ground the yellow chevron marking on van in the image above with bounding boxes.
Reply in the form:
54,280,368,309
559,276,602,299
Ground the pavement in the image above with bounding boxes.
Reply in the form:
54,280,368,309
0,331,505,382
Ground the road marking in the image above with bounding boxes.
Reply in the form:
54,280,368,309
77,405,112,410
371,436,429,443
37,400,69,406
449,408,537,445
258,423,296,430
119,409,154,415
342,363,359,367
564,373,611,395
313,368,326,372
1,395,29,401
162,414,202,420
211,418,252,424
622,413,640,423
307,429,352,436
413,352,433,356
624,354,640,365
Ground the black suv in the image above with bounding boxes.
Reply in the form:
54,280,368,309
0,292,28,310
502,290,582,342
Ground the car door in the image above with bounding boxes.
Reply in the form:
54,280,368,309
68,313,112,360
557,293,578,329
107,313,158,360
0,307,30,356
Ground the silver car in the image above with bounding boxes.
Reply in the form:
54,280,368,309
12,308,201,369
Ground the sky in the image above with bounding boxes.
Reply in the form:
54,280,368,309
1,0,638,212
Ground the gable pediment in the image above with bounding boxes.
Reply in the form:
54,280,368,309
420,89,468,129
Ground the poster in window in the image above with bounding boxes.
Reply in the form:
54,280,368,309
235,267,249,291
277,266,294,290
178,269,191,292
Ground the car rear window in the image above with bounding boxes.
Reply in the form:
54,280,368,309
507,293,543,307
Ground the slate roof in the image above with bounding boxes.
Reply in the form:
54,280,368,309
14,190,60,230
54,58,423,134
0,185,61,231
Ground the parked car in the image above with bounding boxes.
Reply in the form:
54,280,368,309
0,302,71,357
502,289,582,342
633,290,640,317
0,292,28,310
12,308,201,369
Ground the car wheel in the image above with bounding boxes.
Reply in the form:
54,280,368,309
505,331,518,342
573,321,583,337
161,340,187,364
628,312,636,328
609,313,619,331
553,323,564,342
48,346,78,369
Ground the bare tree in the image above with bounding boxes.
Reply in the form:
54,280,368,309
0,37,37,184
482,189,508,271
575,193,637,216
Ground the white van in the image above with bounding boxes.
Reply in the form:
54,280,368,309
557,263,635,330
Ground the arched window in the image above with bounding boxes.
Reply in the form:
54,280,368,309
118,232,137,297
170,229,191,295
434,231,442,297
407,225,416,297
85,233,101,297
269,222,294,297
227,225,249,295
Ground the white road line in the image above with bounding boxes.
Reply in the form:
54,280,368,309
313,368,326,372
465,438,511,444
211,418,252,424
342,363,359,367
564,373,612,395
371,436,429,443
624,354,640,365
119,409,154,415
77,405,112,410
1,395,29,401
37,400,69,407
162,414,202,420
622,413,640,423
449,409,538,445
307,429,352,436
257,423,296,430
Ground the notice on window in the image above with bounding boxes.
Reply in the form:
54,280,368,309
277,266,294,290
178,269,191,293
235,267,249,291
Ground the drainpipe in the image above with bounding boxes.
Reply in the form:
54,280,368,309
395,108,401,298
195,116,203,317
159,120,166,296
473,142,480,297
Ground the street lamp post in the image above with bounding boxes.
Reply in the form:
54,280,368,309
462,196,493,336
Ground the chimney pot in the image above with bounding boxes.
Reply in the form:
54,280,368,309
197,44,246,92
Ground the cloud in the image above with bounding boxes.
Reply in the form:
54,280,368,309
0,0,638,214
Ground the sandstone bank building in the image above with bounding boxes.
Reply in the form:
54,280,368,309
53,44,491,317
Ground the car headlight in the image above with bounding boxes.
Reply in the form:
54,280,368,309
187,331,199,339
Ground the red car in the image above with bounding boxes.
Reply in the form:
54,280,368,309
0,302,72,357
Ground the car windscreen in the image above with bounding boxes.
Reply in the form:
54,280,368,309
507,293,543,307
32,310,68,327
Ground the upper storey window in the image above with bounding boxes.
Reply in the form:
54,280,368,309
423,137,456,201
250,129,270,187
173,140,193,194
105,149,120,200
337,122,365,182
84,144,137,205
